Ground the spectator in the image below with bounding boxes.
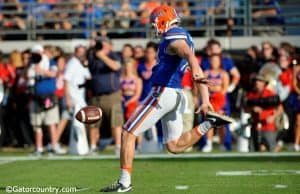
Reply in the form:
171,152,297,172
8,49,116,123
115,0,137,29
0,50,16,146
293,61,300,151
258,41,278,66
137,42,157,102
201,39,240,150
88,37,123,155
27,45,63,155
205,0,242,36
136,41,162,149
252,0,285,35
12,49,33,146
29,0,52,30
135,0,161,36
278,42,296,58
121,58,142,121
55,55,70,146
239,45,260,92
202,39,240,93
278,53,293,96
202,54,229,152
2,0,26,40
163,0,190,16
134,45,145,68
9,50,33,147
120,58,143,151
0,49,16,98
78,1,103,38
246,74,280,151
121,43,135,64
137,0,161,25
64,45,91,155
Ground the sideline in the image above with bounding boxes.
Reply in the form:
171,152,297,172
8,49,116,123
0,152,299,162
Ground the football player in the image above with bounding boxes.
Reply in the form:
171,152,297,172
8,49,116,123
100,5,233,192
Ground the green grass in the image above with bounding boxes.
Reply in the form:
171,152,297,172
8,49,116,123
0,157,300,194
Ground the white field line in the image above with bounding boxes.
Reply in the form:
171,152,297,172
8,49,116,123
175,185,189,190
216,170,300,176
0,152,299,161
274,184,288,189
0,160,15,165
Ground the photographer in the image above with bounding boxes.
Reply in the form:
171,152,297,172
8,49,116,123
27,45,63,155
87,37,123,155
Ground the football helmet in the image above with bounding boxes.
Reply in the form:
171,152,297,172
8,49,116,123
150,5,180,35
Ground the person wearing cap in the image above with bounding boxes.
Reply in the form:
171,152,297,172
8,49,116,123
87,37,123,155
28,44,64,155
246,74,280,152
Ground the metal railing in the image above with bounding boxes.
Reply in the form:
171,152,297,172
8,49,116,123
0,0,299,40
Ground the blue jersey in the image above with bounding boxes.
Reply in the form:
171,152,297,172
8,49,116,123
201,56,235,72
137,62,154,101
150,27,194,89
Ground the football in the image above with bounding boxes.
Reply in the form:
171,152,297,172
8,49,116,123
75,106,102,124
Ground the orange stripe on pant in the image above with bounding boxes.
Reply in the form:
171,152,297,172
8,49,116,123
123,94,154,129
129,98,159,134
127,87,164,133
123,86,159,130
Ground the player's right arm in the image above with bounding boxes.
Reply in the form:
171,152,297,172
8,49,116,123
167,39,213,114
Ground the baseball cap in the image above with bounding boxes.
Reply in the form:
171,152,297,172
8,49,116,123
31,44,44,53
255,74,268,83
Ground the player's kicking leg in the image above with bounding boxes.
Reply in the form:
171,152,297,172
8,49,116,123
166,111,234,153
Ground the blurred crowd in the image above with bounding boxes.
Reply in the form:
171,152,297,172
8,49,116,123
0,36,299,155
0,0,287,40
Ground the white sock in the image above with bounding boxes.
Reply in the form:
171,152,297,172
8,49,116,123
206,140,212,147
37,147,43,152
90,144,97,150
119,169,131,187
198,121,212,135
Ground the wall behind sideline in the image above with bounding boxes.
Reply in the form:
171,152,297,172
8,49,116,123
1,36,300,53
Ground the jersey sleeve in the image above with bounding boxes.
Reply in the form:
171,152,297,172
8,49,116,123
164,27,188,43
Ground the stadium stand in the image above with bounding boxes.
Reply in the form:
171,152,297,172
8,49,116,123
0,0,299,40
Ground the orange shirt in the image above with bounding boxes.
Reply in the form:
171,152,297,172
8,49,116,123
247,88,277,132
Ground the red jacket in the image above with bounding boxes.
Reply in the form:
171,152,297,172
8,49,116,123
279,68,293,92
0,63,16,87
247,88,277,132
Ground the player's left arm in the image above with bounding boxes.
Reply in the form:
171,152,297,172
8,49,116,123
167,39,213,113
228,66,240,92
221,70,230,94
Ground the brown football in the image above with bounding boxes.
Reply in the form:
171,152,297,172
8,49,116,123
75,106,102,124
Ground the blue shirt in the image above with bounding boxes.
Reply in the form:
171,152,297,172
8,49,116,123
201,56,235,72
137,62,154,101
35,60,57,96
150,27,194,89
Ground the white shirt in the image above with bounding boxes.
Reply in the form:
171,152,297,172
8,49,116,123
64,56,91,105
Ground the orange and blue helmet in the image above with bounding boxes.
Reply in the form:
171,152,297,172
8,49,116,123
150,5,180,35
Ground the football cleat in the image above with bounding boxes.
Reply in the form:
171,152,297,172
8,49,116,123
205,111,234,128
100,180,132,193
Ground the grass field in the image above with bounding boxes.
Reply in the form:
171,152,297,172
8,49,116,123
0,154,300,194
